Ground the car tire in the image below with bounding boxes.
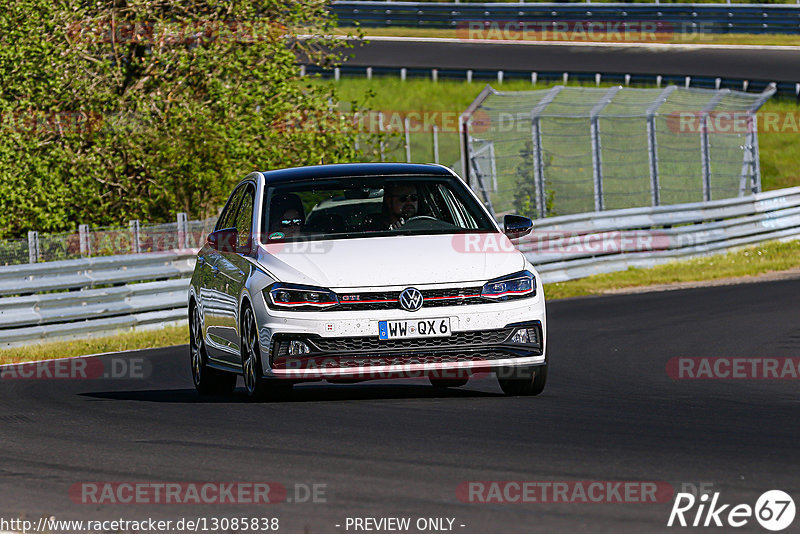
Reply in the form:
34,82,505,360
429,377,469,388
190,303,236,395
497,364,547,396
241,305,292,401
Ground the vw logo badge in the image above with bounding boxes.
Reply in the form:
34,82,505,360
399,287,424,312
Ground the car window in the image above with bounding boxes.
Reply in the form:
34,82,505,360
262,175,495,243
215,185,245,232
233,184,255,248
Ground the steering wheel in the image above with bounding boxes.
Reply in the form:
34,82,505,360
404,216,438,224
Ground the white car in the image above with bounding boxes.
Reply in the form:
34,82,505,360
188,163,547,399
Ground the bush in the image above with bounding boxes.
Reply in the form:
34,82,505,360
0,0,369,238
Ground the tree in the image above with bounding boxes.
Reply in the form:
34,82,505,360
0,0,367,238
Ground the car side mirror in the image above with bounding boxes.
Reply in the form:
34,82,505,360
207,227,238,253
504,215,533,239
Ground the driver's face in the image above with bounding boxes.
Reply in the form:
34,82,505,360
388,185,418,219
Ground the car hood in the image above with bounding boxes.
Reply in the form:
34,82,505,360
255,233,525,289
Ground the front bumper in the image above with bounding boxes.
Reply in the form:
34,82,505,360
253,288,546,379
269,321,543,379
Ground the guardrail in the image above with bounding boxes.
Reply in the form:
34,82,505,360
1,187,799,346
332,1,800,34
526,187,800,283
0,251,195,347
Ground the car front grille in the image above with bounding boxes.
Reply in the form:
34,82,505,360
309,327,515,353
333,286,485,311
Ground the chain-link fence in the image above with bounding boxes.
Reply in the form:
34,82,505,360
461,84,775,219
1,215,218,267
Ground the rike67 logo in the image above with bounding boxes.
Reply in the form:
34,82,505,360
668,490,795,531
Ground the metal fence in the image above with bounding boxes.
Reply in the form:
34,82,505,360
460,84,775,219
1,214,218,267
527,186,800,282
0,252,195,347
332,1,800,34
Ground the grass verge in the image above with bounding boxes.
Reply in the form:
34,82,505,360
545,239,800,299
0,324,188,365
340,27,800,47
2,239,799,364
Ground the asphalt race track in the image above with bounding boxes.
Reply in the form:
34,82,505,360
344,37,800,82
2,278,799,533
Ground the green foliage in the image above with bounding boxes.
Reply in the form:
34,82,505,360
0,0,370,238
512,139,555,219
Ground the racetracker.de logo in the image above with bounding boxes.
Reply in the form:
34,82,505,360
456,20,675,43
451,230,670,254
272,109,490,134
66,19,286,45
69,482,288,504
666,357,800,380
457,481,674,504
666,112,800,135
0,357,150,380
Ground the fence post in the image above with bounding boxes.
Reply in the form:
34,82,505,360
589,86,622,211
432,124,440,164
459,84,496,189
700,90,728,202
489,142,498,192
177,212,189,250
739,122,756,196
78,224,91,256
646,85,677,206
404,117,412,162
468,143,496,216
751,123,762,193
378,111,386,162
353,111,360,152
27,231,39,264
530,85,564,218
129,220,141,253
745,83,776,194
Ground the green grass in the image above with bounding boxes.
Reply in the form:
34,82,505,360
0,325,188,365
343,27,800,47
754,97,800,192
545,239,800,299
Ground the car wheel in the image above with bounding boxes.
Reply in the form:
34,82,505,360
241,306,292,401
190,303,236,395
497,364,547,396
429,377,469,388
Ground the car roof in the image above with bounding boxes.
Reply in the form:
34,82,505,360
259,163,454,183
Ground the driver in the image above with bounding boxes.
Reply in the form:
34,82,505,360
382,182,419,230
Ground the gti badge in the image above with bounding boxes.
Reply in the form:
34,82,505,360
399,287,424,312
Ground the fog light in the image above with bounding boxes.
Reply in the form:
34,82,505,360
510,327,538,345
288,340,311,356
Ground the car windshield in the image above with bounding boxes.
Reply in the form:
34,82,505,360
261,175,496,242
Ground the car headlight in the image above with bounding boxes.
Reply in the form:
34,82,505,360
481,270,536,300
265,283,339,310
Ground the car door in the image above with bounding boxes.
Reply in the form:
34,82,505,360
203,185,245,362
216,182,256,360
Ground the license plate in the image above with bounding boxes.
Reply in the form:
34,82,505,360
378,318,451,340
